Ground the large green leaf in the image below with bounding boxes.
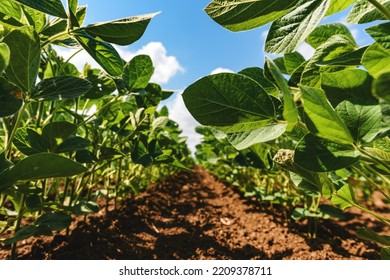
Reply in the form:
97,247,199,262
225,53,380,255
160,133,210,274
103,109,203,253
31,76,92,101
321,69,374,106
336,101,382,144
331,184,357,210
3,26,40,92
204,0,299,32
83,13,158,46
300,85,353,144
226,123,287,150
346,0,390,23
84,68,117,99
266,57,298,130
0,153,87,188
362,43,390,78
356,227,390,246
265,0,331,54
316,46,368,67
326,0,357,15
123,55,154,92
301,34,357,87
13,128,47,155
284,52,306,75
0,0,23,27
366,22,390,50
238,67,279,97
373,71,390,102
4,225,52,245
35,212,72,231
13,0,67,18
295,134,360,172
182,73,276,132
41,121,77,151
23,6,47,33
74,31,124,77
0,44,11,73
306,23,355,49
0,77,22,117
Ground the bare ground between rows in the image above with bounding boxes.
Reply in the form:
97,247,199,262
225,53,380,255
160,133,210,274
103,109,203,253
1,166,389,260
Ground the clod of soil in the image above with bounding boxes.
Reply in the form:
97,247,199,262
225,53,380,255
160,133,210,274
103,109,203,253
1,167,388,260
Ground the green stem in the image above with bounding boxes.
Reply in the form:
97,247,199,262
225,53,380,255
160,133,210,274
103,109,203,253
10,193,26,260
41,31,69,48
368,0,390,20
5,102,28,159
335,193,390,227
358,146,390,172
353,165,390,201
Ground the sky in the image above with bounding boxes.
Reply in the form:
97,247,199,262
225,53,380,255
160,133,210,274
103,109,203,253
56,0,376,152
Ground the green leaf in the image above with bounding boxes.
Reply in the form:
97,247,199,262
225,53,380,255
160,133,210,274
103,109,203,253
0,0,23,22
295,134,359,172
0,153,87,187
74,31,124,77
13,0,67,18
0,42,10,73
131,140,153,167
362,43,390,78
336,101,382,144
13,128,47,155
72,200,99,215
84,68,117,99
123,55,154,92
316,46,368,67
0,77,22,117
382,247,390,260
265,0,331,54
238,67,279,97
226,123,287,150
4,225,52,245
25,194,42,210
306,23,355,49
373,71,390,102
266,57,298,130
346,0,390,23
67,0,79,28
22,6,47,33
321,69,374,106
356,227,390,246
31,76,92,101
35,212,72,231
366,22,390,50
326,0,357,16
331,184,357,210
41,121,77,150
55,136,91,153
83,13,158,46
204,0,299,32
182,73,276,131
301,34,357,87
300,85,353,144
3,26,40,92
284,52,306,75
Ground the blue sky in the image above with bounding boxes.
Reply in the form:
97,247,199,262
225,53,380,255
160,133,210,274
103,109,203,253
63,1,375,151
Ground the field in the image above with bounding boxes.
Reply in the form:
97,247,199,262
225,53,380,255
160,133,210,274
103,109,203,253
1,0,390,260
1,167,389,260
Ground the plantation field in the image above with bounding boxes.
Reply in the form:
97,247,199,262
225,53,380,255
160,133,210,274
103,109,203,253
1,167,388,260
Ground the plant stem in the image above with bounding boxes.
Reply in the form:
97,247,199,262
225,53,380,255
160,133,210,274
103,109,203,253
368,0,390,20
10,193,26,260
5,102,28,159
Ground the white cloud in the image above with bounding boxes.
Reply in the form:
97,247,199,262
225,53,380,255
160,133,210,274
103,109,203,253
297,42,315,60
163,92,201,153
54,41,183,85
210,67,234,75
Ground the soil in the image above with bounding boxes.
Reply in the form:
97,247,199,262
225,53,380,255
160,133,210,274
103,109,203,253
0,166,389,260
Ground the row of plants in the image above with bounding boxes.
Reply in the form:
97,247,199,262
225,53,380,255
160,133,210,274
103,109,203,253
0,0,193,259
184,0,390,259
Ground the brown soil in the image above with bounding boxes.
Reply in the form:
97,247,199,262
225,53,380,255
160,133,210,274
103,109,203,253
1,167,389,260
